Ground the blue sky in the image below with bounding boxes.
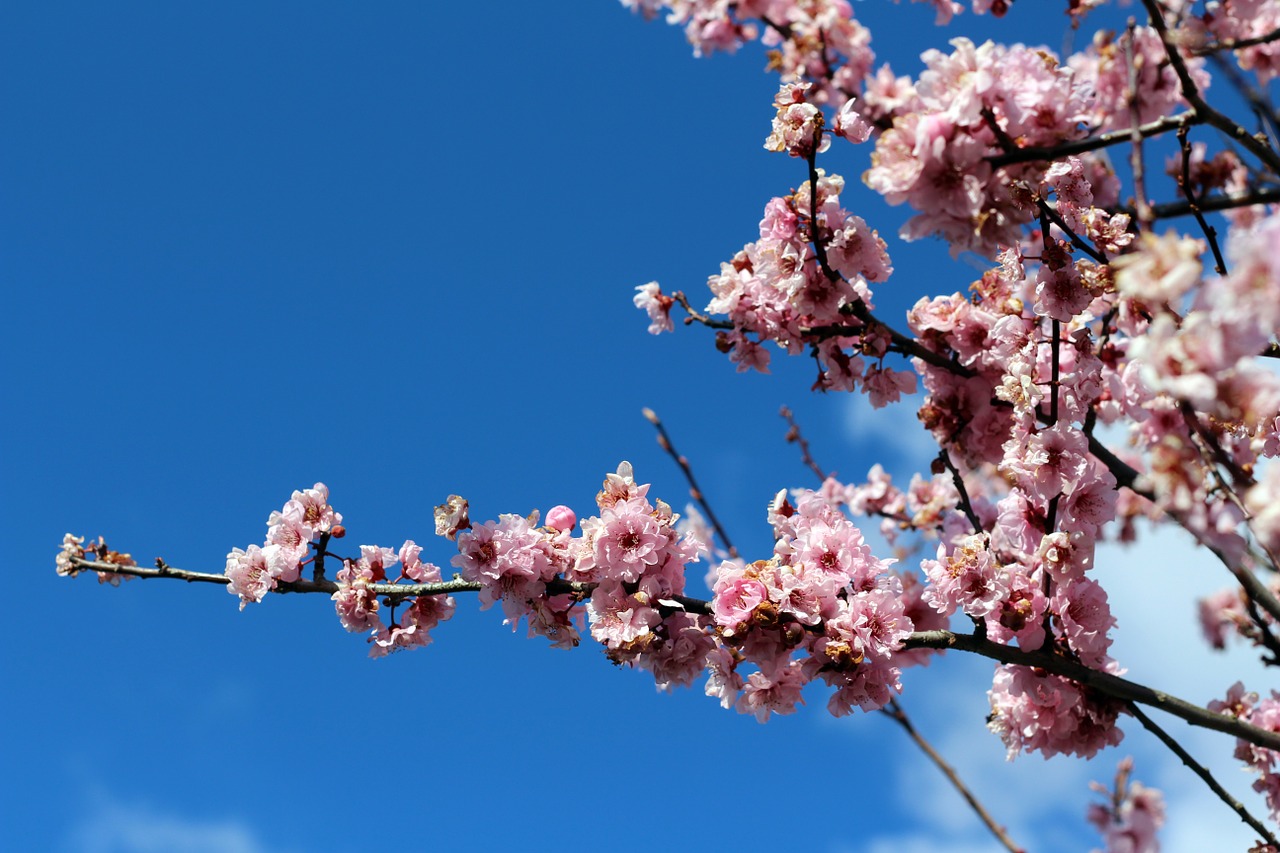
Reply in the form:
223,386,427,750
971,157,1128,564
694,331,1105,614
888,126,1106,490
4,2,1274,851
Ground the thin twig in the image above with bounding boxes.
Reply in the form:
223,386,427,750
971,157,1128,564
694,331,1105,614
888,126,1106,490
1126,702,1280,848
1190,25,1280,57
780,406,828,482
881,698,1025,853
642,408,739,559
938,448,983,535
1126,21,1156,228
1176,127,1228,275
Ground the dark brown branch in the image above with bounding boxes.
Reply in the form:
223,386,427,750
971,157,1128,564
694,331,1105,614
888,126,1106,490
903,630,1280,752
938,448,984,535
881,698,1025,853
1037,198,1109,263
672,291,732,329
1136,186,1280,220
986,112,1201,168
643,407,740,559
1176,127,1228,275
1126,702,1280,848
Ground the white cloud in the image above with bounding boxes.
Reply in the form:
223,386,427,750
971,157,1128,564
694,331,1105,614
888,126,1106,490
66,795,286,853
842,391,937,482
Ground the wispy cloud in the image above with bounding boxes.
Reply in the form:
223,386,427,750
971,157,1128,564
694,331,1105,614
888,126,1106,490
65,793,288,853
842,391,937,482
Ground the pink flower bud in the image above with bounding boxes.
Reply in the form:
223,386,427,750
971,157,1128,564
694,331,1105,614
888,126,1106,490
545,505,577,532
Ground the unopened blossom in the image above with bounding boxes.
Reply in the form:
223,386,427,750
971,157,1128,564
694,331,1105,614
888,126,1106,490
544,504,577,533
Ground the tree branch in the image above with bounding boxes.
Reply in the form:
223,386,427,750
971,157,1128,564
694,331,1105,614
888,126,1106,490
64,556,1280,753
904,630,1280,752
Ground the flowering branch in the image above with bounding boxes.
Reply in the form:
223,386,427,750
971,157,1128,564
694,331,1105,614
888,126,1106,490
63,554,1280,754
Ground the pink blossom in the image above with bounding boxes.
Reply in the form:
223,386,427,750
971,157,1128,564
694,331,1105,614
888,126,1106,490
633,281,674,334
332,560,382,633
398,539,443,583
56,533,86,577
225,544,296,609
283,482,341,538
712,563,770,635
639,611,716,692
587,580,661,650
735,660,808,723
988,664,1124,760
434,494,471,541
370,594,456,658
704,645,743,709
923,534,1008,619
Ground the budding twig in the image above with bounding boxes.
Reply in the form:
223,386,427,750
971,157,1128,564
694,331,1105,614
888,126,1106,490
779,406,827,482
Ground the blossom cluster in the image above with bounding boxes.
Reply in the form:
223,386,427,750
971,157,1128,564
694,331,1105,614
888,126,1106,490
224,483,340,609
56,533,136,587
222,483,457,657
